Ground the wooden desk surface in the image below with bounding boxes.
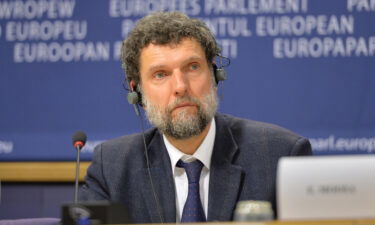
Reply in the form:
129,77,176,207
0,161,90,182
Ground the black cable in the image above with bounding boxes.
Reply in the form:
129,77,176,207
135,103,165,223
216,54,231,68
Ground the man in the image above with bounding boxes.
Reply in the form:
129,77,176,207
80,11,312,223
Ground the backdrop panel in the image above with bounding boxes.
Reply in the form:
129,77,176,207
1,0,374,161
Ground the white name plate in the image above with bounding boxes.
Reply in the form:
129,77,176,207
277,155,375,220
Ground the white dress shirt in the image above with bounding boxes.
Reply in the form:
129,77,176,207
163,118,216,222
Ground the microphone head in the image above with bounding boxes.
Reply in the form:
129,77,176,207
72,131,87,149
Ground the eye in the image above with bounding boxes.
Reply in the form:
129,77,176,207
190,63,200,71
154,72,167,79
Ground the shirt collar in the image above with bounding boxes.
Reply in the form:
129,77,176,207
163,118,216,172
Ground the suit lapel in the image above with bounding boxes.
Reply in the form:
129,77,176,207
137,114,243,222
138,131,176,223
207,114,243,221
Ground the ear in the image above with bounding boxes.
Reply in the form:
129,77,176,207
129,80,136,91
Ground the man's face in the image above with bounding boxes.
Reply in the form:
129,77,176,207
138,38,218,139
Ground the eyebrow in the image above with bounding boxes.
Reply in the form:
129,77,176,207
147,56,204,73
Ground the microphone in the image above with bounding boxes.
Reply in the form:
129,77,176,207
72,131,87,150
62,131,131,225
72,131,87,203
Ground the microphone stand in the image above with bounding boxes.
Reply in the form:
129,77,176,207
74,145,81,203
62,132,131,225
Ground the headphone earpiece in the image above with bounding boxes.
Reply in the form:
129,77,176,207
127,80,142,105
127,91,140,105
215,67,227,82
213,64,227,84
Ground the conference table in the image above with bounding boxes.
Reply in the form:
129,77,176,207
1,163,375,225
103,220,375,225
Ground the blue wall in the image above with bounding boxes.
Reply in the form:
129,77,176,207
1,0,375,159
1,0,375,220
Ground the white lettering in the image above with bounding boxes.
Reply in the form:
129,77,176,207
273,36,375,58
6,20,87,41
109,0,200,17
347,0,375,12
113,41,122,60
0,141,13,154
0,0,75,19
202,17,252,37
121,19,136,38
310,136,375,153
256,15,354,37
0,1,12,19
369,37,375,56
81,140,104,153
205,0,308,15
217,39,238,58
14,41,111,63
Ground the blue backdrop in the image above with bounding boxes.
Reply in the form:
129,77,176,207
1,0,375,161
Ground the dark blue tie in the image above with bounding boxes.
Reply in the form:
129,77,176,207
177,159,206,222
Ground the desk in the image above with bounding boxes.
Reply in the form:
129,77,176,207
0,162,90,182
0,161,91,219
107,220,375,225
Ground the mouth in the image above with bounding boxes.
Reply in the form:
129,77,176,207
173,102,197,111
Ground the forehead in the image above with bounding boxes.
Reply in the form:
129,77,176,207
139,38,207,70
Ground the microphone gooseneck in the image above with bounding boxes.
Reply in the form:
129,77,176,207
72,131,87,204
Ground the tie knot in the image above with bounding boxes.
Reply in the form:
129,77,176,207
177,160,203,184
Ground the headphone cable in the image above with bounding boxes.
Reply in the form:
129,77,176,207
136,103,165,224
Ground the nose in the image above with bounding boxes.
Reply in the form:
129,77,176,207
173,70,188,97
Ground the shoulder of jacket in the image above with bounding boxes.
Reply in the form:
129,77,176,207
217,113,305,141
95,127,159,156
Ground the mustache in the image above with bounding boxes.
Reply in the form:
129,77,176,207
166,96,201,113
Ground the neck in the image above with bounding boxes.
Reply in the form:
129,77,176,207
166,121,212,155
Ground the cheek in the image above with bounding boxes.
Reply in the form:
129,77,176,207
193,76,215,95
145,85,171,107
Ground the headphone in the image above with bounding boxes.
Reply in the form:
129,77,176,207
126,63,227,106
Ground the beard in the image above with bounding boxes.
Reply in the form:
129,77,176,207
142,87,218,139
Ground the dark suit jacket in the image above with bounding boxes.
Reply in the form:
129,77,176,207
80,113,312,223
